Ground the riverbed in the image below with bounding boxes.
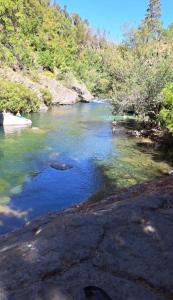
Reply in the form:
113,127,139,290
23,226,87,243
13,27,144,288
0,103,171,234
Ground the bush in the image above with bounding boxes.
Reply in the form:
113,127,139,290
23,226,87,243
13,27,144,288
0,79,39,113
58,71,76,88
40,88,52,107
29,70,40,83
159,83,173,133
38,50,55,71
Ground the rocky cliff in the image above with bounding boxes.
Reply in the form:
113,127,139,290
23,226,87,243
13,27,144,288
0,68,93,111
0,177,173,300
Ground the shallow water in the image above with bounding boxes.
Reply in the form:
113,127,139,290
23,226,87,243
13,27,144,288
0,103,171,234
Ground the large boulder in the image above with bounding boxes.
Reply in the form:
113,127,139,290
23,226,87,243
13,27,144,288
71,80,93,102
39,76,79,105
53,84,79,105
0,177,173,300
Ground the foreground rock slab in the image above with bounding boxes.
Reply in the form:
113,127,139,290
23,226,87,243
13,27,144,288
0,177,173,300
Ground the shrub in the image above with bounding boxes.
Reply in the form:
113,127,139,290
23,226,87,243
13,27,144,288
0,79,39,113
29,70,40,83
159,83,173,133
58,71,76,88
40,88,52,107
38,50,55,71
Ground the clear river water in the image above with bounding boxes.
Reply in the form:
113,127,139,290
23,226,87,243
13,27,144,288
0,103,171,234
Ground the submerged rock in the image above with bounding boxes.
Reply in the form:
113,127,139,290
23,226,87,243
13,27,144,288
0,177,173,300
50,162,73,171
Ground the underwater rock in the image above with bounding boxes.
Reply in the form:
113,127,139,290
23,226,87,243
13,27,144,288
50,162,73,171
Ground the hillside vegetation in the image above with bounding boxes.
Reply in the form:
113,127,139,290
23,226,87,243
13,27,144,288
0,0,173,132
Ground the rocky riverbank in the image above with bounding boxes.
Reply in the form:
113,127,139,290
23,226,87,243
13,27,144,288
0,68,93,111
0,176,173,300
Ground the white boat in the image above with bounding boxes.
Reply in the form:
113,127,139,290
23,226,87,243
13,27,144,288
0,112,32,126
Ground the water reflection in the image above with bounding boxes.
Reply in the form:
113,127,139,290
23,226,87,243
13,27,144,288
3,125,31,136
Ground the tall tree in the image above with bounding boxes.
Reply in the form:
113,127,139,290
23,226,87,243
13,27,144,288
145,0,161,36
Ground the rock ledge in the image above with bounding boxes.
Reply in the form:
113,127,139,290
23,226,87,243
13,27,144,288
0,177,173,300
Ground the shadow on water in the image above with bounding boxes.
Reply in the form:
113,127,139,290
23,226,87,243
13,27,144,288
0,157,110,235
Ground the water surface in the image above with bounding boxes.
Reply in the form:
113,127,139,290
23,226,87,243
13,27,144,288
0,103,171,234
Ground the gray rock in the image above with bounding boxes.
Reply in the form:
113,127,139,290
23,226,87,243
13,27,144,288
39,76,79,105
71,80,93,102
0,177,173,300
38,102,48,112
50,162,73,171
0,68,93,108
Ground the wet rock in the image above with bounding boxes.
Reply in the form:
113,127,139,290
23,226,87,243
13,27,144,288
50,162,73,171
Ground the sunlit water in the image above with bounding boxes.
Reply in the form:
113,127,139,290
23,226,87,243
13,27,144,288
0,103,171,234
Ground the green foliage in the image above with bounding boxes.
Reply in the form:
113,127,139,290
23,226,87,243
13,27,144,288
40,88,52,107
111,44,173,119
0,79,39,112
38,50,55,71
159,83,173,133
0,0,109,95
106,0,173,126
0,0,173,128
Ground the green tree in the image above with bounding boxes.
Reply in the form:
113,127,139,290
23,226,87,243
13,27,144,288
145,0,161,36
146,0,161,18
160,83,173,133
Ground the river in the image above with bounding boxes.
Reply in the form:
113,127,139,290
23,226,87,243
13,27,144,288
0,103,171,234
